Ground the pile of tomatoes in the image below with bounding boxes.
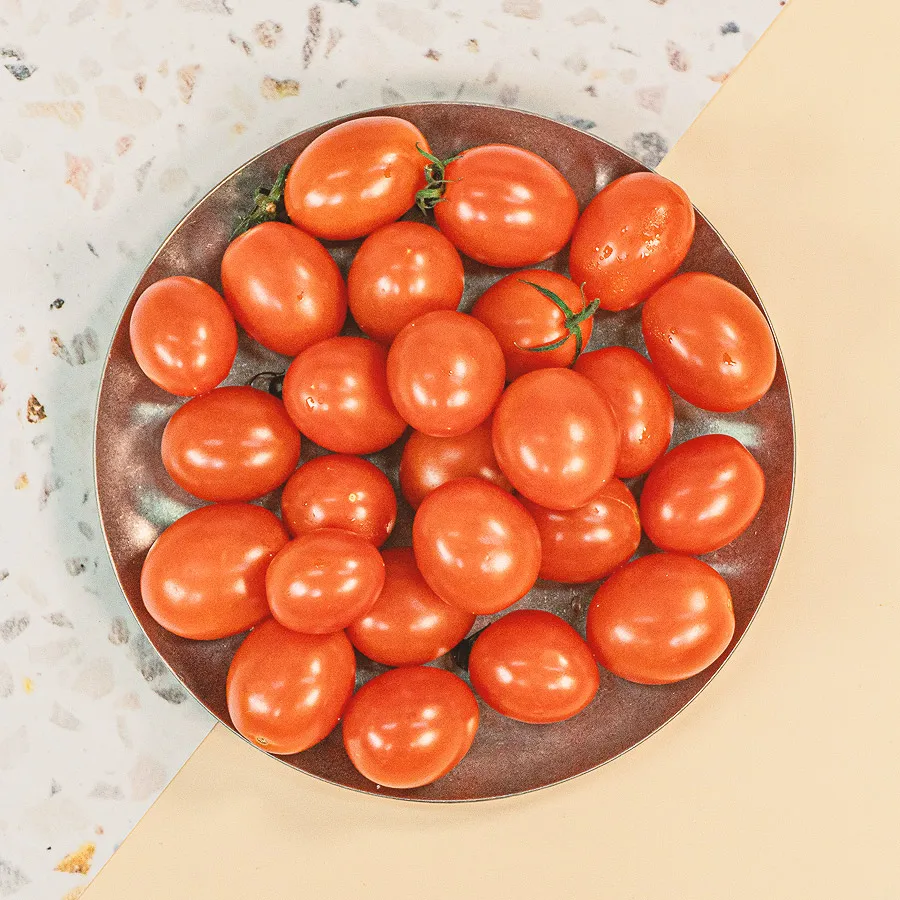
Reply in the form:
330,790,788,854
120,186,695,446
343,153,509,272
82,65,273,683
128,115,777,790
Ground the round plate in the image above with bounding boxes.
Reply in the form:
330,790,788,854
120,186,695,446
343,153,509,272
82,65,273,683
95,103,794,801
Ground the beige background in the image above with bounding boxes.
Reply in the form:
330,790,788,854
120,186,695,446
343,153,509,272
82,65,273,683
85,0,900,895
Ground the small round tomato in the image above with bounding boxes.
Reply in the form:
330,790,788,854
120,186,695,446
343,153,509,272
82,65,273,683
266,529,386,634
347,548,475,666
640,434,765,555
492,368,619,510
642,273,778,412
520,478,640,583
348,222,464,343
412,478,540,615
285,116,429,240
471,270,594,380
343,666,479,789
398,419,511,510
220,221,347,357
574,347,674,478
386,311,505,437
433,144,579,268
129,276,237,397
469,610,600,724
586,553,735,685
161,387,300,502
141,504,289,640
569,172,695,312
227,619,356,755
282,337,407,454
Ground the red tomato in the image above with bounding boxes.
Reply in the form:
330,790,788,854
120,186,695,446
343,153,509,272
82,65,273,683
386,311,505,437
574,347,674,478
281,454,396,547
141,504,288,640
569,172,695,312
220,221,347,357
342,666,479,789
346,548,475,666
161,387,300,502
586,553,735,685
266,529,386,634
492,368,619,510
433,144,579,268
412,478,541,615
348,222,464,343
640,434,765,555
285,116,429,240
642,272,778,412
282,337,407,454
129,276,237,397
469,610,600,724
519,478,640,583
227,619,356,755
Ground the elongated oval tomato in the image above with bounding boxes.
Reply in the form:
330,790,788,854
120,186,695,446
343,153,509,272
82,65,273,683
221,221,347,357
140,504,289,640
161,386,300,502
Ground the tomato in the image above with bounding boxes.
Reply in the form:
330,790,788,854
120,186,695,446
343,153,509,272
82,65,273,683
468,610,599,724
129,276,237,397
569,172,695,312
161,387,300,502
342,666,479,789
281,454,396,547
574,347,674,478
412,478,541,615
220,221,346,357
141,504,288,640
432,144,579,268
285,116,429,241
640,434,765,555
266,529,386,634
492,368,619,510
386,311,505,437
586,553,735,685
282,337,407,454
519,478,640,584
642,272,777,412
347,222,464,343
227,619,355,755
399,419,511,510
346,548,475,666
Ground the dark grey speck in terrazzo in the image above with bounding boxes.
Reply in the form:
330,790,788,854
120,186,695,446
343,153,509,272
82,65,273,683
626,131,669,167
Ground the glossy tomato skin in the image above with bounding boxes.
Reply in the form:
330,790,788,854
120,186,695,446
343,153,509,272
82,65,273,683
347,548,475,666
569,172,695,312
435,145,579,268
141,504,289,640
285,117,429,240
492,368,619,510
642,272,777,412
227,619,356,755
220,222,347,357
348,222,464,343
640,434,765,555
575,347,674,478
412,478,541,615
266,529,386,635
342,666,479,789
129,276,237,397
469,610,600,724
520,478,641,584
282,337,407,454
386,311,505,438
586,553,735,685
161,387,301,502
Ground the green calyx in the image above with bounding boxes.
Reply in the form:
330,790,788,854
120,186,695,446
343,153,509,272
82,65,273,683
517,280,600,359
415,144,464,214
231,164,290,239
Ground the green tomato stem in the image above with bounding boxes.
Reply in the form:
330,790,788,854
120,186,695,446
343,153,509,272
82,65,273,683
516,280,599,360
231,164,290,239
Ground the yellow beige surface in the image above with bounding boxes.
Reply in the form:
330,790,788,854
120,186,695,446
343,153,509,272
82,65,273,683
84,0,900,896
